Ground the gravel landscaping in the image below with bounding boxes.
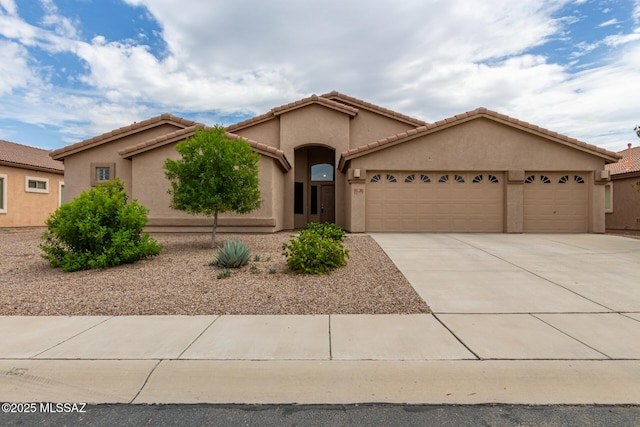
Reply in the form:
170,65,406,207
0,230,430,315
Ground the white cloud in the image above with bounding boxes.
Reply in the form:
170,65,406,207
2,0,640,152
598,18,619,27
0,0,16,15
0,40,40,95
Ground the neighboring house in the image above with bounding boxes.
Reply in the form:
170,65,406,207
0,140,65,228
605,144,640,233
51,91,620,234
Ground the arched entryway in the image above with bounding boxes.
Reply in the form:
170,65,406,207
293,146,336,228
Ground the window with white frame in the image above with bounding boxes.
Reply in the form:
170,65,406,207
59,182,65,206
0,174,7,213
25,176,49,193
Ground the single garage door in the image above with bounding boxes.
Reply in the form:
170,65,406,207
523,173,588,232
366,171,504,232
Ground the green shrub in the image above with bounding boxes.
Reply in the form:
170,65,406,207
39,178,162,272
305,222,346,242
281,228,349,275
214,240,251,268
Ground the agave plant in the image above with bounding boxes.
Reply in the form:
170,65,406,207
214,240,251,268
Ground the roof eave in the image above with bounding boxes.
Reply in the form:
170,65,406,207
0,159,64,174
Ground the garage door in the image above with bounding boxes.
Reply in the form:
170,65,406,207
366,172,503,232
523,173,588,232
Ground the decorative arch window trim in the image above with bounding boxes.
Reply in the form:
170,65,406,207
420,174,431,183
525,175,535,184
488,174,499,183
473,174,483,183
386,174,397,183
574,175,585,184
540,175,551,184
559,175,569,184
404,174,415,183
370,174,381,183
454,174,465,183
438,174,449,183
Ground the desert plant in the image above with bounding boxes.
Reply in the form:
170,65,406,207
253,254,261,262
281,229,349,275
217,269,232,279
305,222,346,242
250,264,259,274
40,178,162,272
269,268,277,274
214,240,251,268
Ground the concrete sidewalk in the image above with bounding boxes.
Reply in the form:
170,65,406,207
1,233,639,404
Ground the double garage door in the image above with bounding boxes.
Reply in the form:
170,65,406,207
365,171,588,232
366,171,504,232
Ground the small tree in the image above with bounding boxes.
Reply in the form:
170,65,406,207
164,126,262,248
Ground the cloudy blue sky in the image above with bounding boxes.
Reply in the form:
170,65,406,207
0,0,639,153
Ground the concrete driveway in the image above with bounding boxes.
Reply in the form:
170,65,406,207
371,233,640,360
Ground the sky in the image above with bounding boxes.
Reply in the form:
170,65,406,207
0,0,639,153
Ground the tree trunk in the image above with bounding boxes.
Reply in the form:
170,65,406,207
211,211,218,248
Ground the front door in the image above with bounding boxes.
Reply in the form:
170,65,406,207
320,185,335,223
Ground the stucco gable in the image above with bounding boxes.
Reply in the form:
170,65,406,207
118,125,291,172
322,91,428,127
50,114,201,160
226,94,358,133
338,107,621,171
0,139,64,174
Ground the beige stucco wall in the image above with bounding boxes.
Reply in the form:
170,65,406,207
0,165,64,227
61,123,184,202
279,104,351,229
349,119,606,171
130,141,283,231
606,174,640,232
346,118,609,233
347,108,421,148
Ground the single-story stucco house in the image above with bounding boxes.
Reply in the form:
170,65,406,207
51,91,621,233
0,139,65,228
605,144,640,233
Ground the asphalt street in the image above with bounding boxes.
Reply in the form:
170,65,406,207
2,404,640,427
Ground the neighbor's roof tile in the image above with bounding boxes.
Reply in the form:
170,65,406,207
606,145,640,175
0,139,63,173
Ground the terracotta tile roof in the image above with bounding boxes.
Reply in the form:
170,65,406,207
606,144,640,175
0,139,64,173
51,114,201,160
322,91,428,126
118,126,291,172
338,107,621,171
225,94,358,132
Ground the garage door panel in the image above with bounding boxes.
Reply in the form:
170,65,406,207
366,171,504,232
523,172,588,233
